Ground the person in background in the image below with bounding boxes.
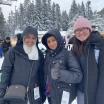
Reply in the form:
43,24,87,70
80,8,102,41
72,16,104,104
0,44,3,58
16,33,23,45
1,37,11,55
0,26,46,104
10,33,22,47
42,29,82,104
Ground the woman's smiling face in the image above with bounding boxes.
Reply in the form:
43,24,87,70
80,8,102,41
47,36,58,50
24,34,37,47
74,27,91,42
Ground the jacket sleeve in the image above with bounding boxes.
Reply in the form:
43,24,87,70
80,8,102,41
0,48,14,97
37,51,46,103
59,51,82,84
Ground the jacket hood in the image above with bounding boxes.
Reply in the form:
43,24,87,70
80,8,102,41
85,31,104,49
22,26,38,38
42,29,65,50
88,31,103,47
22,26,39,46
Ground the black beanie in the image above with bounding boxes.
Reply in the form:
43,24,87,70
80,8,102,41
23,26,38,38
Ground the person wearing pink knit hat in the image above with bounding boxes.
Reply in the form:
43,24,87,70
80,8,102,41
71,16,104,104
74,16,92,32
73,16,92,42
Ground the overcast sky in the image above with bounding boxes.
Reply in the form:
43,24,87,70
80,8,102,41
1,0,104,20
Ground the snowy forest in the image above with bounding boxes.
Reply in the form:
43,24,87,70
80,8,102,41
0,0,104,37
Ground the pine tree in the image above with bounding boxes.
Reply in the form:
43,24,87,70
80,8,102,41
41,0,48,30
86,1,93,19
80,2,86,17
7,11,16,34
47,0,53,29
69,0,78,21
51,2,56,29
61,11,69,31
26,2,35,27
91,12,104,32
23,0,31,28
19,3,25,30
98,8,104,18
55,4,61,30
6,0,70,32
24,0,31,10
34,0,42,30
0,8,6,38
77,4,81,15
14,7,19,30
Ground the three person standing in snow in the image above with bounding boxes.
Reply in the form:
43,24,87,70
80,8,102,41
0,27,82,104
0,16,104,104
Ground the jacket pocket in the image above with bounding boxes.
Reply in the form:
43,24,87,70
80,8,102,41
57,82,77,103
57,82,71,92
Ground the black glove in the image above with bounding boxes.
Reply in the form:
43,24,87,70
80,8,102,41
51,63,60,80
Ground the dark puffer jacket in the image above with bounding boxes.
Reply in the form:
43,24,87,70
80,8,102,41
1,41,11,55
42,29,82,104
0,26,46,104
0,45,46,104
72,31,104,104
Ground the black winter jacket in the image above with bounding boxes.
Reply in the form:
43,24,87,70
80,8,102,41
0,44,46,104
42,29,82,104
73,31,104,104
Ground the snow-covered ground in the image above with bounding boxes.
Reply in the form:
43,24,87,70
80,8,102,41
0,57,77,104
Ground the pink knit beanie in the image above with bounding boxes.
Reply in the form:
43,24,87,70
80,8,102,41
74,16,92,32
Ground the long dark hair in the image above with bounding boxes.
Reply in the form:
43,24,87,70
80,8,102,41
72,37,89,57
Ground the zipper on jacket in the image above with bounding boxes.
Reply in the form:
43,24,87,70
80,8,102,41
86,45,90,104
